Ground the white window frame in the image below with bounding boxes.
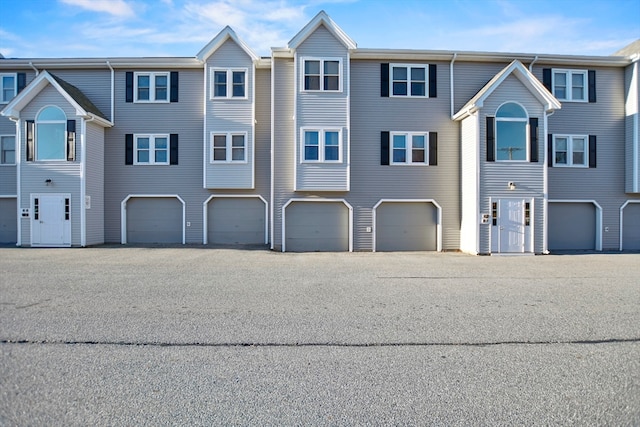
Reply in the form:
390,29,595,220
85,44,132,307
300,57,343,92
0,135,16,165
133,134,170,165
300,128,343,163
210,68,248,100
552,134,589,167
0,73,17,104
552,69,588,102
210,132,248,163
390,64,429,98
495,102,530,162
134,72,170,103
390,132,430,165
36,105,67,162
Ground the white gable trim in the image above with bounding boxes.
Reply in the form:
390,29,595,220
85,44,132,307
0,70,112,127
197,26,259,62
453,60,561,121
288,10,356,50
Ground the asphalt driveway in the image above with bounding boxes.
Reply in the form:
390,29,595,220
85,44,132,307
1,248,639,425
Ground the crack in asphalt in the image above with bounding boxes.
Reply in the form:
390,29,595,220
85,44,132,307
1,337,639,348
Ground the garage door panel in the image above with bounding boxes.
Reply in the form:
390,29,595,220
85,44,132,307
208,198,265,245
285,202,349,252
548,203,595,251
127,198,182,244
0,198,17,244
622,203,640,250
376,202,437,251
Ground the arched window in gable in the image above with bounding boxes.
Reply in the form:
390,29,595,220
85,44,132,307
495,102,528,161
36,106,67,161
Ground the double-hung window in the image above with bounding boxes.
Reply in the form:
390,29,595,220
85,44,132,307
391,132,429,164
211,68,247,99
301,58,342,92
552,69,587,102
302,129,341,162
134,134,169,164
390,64,427,97
0,135,15,164
134,72,169,102
211,133,246,162
553,135,587,167
0,73,16,103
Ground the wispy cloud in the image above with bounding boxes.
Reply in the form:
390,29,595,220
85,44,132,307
60,0,135,18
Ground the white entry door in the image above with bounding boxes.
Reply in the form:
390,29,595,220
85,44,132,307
32,194,71,247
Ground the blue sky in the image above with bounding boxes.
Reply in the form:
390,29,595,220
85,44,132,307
1,0,638,58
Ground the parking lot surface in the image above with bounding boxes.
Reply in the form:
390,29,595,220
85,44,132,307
1,248,639,425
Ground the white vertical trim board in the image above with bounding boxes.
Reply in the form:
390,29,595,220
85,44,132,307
202,194,268,245
281,198,353,252
371,199,443,252
120,194,186,244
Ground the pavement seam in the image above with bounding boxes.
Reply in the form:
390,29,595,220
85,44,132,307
1,338,639,348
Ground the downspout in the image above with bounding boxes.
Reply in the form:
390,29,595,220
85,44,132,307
528,55,539,72
80,115,96,247
450,53,457,119
29,62,39,76
9,117,21,246
106,61,114,122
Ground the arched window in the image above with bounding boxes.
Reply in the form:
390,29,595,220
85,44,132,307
36,106,66,160
495,102,528,161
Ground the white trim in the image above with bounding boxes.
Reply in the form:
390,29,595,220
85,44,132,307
619,200,640,250
196,26,259,62
209,67,249,100
299,57,344,93
202,195,268,245
287,11,356,50
551,68,588,103
292,54,298,192
133,134,170,165
14,118,21,246
209,132,249,163
133,71,170,103
80,118,86,247
0,134,16,165
281,198,353,252
34,105,67,162
299,128,343,163
388,131,431,165
551,134,589,167
632,62,639,193
543,112,552,254
489,198,535,254
372,199,442,252
494,101,530,162
346,51,351,192
30,193,72,247
251,64,256,190
270,55,275,250
120,195,186,245
548,199,603,251
0,73,17,104
388,63,430,98
203,62,207,189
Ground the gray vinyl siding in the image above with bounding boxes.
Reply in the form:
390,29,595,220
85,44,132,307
19,86,82,246
103,68,205,243
454,62,510,114
0,165,16,195
478,75,545,254
295,24,349,191
539,65,640,249
205,38,254,189
460,115,479,253
42,69,111,121
84,121,104,246
271,58,295,250
349,59,460,251
624,63,639,193
0,197,17,243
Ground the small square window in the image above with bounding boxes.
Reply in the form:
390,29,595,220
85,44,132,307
211,69,247,99
211,133,247,162
302,58,341,92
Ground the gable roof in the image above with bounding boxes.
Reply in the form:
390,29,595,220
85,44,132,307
196,26,259,62
1,70,112,126
288,10,356,50
453,60,561,121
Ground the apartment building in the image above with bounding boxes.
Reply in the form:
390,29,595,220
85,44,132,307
1,11,639,253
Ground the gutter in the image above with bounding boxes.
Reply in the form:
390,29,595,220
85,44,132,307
528,55,539,72
29,61,39,76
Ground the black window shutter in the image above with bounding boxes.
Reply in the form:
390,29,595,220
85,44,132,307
170,72,179,102
125,134,133,165
66,120,76,161
428,64,437,98
589,135,597,168
542,68,552,92
381,63,389,97
17,73,26,93
529,118,538,162
547,134,553,167
486,117,495,162
125,72,133,103
588,70,596,103
26,120,34,162
428,132,437,166
381,131,389,165
170,134,179,165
